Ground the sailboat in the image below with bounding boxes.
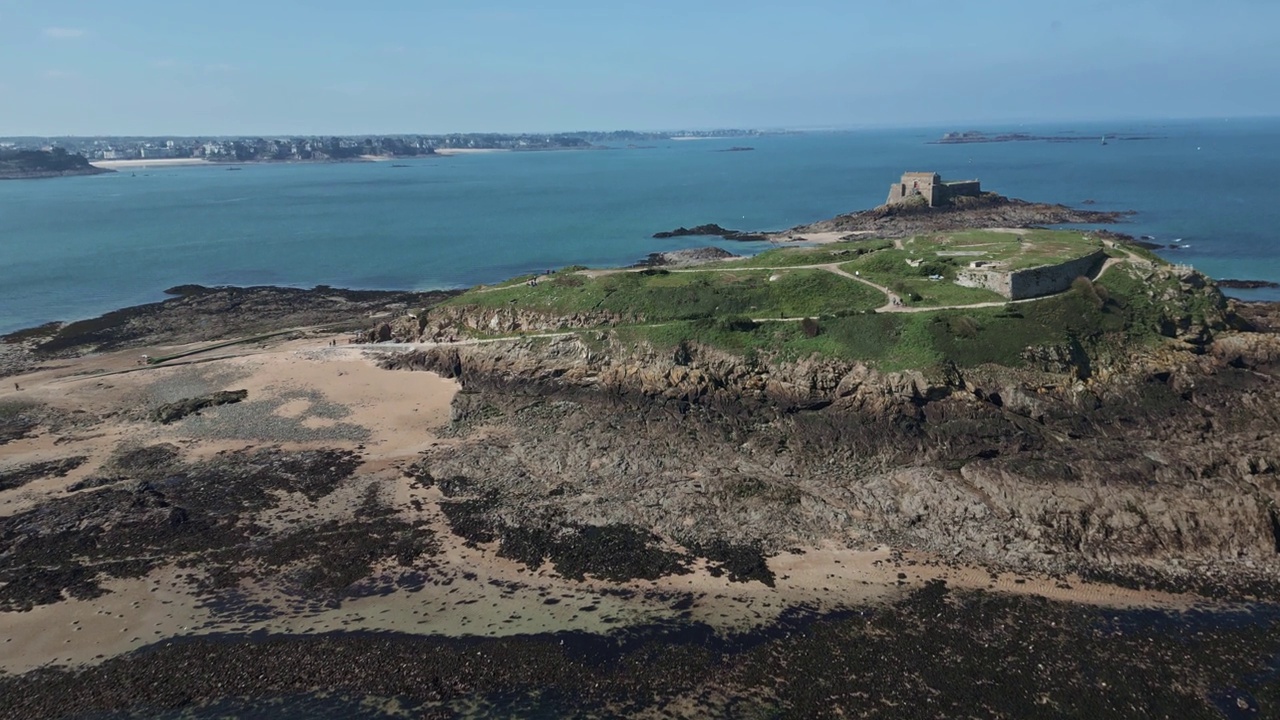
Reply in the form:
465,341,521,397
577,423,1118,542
1100,135,1109,146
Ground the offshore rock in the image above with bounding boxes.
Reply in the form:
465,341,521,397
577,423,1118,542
150,390,249,424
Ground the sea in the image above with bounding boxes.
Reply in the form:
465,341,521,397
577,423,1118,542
2,117,1278,335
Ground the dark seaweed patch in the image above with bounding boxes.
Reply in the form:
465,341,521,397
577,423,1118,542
0,455,86,492
7,585,1280,719
439,495,689,583
688,540,776,586
0,446,367,611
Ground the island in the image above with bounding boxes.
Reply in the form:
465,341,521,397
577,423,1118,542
655,172,1132,242
3,178,1280,717
0,148,113,179
931,130,1161,144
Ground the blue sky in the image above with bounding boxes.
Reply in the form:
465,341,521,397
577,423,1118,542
1,0,1277,135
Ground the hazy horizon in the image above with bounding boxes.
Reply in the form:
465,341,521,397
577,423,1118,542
5,115,1279,143
2,0,1277,136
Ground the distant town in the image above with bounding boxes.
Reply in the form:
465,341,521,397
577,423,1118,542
0,129,774,163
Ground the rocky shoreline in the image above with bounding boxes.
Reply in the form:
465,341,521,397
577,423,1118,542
652,223,771,241
1,283,458,378
5,586,1278,719
653,194,1132,242
377,286,1280,598
1219,279,1280,290
6,206,1280,716
0,149,115,180
789,192,1132,237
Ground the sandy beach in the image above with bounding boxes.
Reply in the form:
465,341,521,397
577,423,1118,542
433,148,511,155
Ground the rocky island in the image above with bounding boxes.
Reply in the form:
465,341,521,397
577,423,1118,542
4,184,1280,717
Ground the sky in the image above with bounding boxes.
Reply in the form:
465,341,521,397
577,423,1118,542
1,0,1277,136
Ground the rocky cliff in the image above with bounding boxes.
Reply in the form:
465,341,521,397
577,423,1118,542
379,286,1280,596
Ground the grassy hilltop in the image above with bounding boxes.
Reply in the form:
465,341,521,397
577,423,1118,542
431,229,1224,372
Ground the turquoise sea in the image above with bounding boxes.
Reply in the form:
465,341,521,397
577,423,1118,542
2,118,1278,335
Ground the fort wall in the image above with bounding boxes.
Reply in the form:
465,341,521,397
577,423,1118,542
955,250,1108,300
1008,250,1107,300
940,180,981,202
885,172,980,207
955,268,1012,296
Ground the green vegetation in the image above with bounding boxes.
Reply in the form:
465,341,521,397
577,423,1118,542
0,148,100,177
911,229,1103,271
436,228,1209,373
443,268,885,321
837,252,1005,307
609,270,1182,372
711,240,894,269
1096,263,1222,334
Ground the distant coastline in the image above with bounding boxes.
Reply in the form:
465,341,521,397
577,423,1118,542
930,130,1162,145
91,158,212,170
89,150,515,170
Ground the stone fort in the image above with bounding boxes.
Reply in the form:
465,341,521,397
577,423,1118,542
886,172,982,208
954,250,1109,300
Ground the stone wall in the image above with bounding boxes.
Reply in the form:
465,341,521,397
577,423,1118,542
1008,250,1107,300
939,180,981,204
955,267,1012,296
954,249,1108,300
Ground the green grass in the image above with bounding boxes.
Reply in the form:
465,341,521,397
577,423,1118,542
443,268,885,325
836,255,1005,308
442,234,1203,373
901,229,1103,271
902,280,1005,307
611,276,1153,372
711,240,894,269
1096,263,1221,334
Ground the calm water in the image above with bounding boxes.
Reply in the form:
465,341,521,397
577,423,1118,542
2,118,1279,334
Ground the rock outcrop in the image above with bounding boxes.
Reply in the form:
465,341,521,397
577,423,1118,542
150,390,249,424
381,302,1280,594
790,194,1131,238
652,224,770,241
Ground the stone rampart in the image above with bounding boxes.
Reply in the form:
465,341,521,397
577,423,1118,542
1008,250,1107,300
954,250,1108,300
939,180,981,203
955,268,1012,296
